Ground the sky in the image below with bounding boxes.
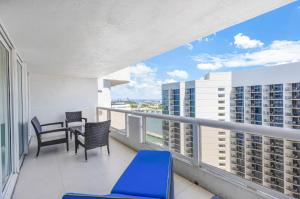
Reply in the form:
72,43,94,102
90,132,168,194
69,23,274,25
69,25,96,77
112,1,300,100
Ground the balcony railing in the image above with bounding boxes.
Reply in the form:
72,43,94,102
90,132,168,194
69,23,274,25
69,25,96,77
97,106,300,199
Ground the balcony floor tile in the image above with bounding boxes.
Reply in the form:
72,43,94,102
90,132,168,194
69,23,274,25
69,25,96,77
13,137,213,199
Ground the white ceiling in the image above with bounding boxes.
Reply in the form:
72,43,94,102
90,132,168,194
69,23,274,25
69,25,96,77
0,0,293,78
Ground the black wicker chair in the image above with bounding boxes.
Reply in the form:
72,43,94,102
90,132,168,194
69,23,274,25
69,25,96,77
65,111,87,139
31,116,69,157
75,120,111,161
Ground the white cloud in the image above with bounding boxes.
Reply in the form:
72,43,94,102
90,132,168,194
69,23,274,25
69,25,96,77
167,69,188,79
111,63,162,100
195,40,300,70
111,65,187,99
163,79,177,84
131,63,156,75
185,43,193,50
196,62,222,70
234,33,264,49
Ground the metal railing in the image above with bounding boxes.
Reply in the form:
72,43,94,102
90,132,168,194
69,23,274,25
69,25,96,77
97,106,300,199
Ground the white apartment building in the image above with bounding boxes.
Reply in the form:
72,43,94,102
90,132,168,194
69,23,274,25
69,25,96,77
162,62,300,198
162,72,232,171
230,62,300,198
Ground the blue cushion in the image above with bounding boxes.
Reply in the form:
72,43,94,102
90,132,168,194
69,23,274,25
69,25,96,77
111,150,173,199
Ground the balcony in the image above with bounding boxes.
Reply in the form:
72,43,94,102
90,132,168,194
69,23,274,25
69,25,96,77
94,107,300,199
0,1,299,199
13,137,214,199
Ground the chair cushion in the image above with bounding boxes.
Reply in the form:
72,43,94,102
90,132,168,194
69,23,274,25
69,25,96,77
62,193,159,199
111,150,173,199
68,122,84,128
41,131,66,142
77,134,85,143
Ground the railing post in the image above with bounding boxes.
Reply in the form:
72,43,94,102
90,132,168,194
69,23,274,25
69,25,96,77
141,116,146,143
107,110,111,121
125,113,128,137
96,107,99,122
192,123,201,166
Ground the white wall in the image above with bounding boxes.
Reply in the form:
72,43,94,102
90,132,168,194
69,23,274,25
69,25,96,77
194,72,232,171
98,67,131,107
98,79,112,108
29,74,98,131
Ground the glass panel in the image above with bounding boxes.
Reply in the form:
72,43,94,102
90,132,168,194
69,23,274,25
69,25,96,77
110,111,126,133
200,127,291,196
146,117,193,158
17,61,24,158
146,118,163,146
0,41,12,189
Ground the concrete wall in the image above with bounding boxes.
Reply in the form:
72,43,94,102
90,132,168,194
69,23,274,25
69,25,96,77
98,67,130,107
29,73,98,134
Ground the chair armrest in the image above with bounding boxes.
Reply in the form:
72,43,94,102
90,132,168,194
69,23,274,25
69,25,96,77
41,122,64,127
81,118,87,123
40,128,68,134
65,119,69,127
74,129,85,136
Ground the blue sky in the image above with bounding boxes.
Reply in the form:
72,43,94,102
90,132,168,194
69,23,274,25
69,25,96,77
112,1,300,100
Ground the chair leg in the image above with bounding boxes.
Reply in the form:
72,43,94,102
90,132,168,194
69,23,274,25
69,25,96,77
75,140,78,154
66,141,69,151
65,131,69,151
107,145,110,155
85,149,87,161
36,146,40,157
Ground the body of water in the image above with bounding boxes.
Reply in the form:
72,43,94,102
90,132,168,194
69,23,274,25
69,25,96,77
146,118,163,135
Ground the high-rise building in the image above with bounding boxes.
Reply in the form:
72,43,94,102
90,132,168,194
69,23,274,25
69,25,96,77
230,62,300,197
162,62,300,198
162,72,232,171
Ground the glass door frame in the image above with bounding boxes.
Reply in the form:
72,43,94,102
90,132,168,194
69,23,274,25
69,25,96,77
0,25,23,199
0,29,13,198
16,56,28,167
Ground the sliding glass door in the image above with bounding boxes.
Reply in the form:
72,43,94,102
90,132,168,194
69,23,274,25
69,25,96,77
0,40,12,189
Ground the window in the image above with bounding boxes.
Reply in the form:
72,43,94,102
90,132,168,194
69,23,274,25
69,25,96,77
218,131,226,135
219,163,226,166
218,94,225,98
0,40,12,188
218,138,226,141
218,88,225,91
218,107,225,110
218,113,225,116
218,100,225,104
219,150,226,154
219,157,226,160
219,144,226,148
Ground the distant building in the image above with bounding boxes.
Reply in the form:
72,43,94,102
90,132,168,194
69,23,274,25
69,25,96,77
230,62,300,196
162,62,300,197
162,72,232,171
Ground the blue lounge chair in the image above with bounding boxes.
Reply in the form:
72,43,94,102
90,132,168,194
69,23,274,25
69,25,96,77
62,150,174,199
